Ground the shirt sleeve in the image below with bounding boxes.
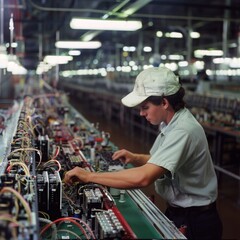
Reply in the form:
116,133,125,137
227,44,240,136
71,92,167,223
148,129,191,177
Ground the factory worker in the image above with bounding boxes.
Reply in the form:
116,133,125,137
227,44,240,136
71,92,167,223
64,67,222,239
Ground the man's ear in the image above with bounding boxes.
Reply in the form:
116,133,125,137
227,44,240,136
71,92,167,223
162,98,170,109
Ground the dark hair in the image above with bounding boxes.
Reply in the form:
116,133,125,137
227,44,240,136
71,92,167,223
146,87,186,112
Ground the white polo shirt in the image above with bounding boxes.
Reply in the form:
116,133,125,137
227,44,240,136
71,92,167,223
148,108,218,208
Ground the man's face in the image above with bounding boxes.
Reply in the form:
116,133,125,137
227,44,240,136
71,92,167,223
139,101,166,125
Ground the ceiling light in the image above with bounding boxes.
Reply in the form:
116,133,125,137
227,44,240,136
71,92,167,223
213,57,231,64
190,32,200,39
55,41,101,49
194,49,223,58
229,58,240,68
37,62,52,74
68,50,81,56
165,32,183,38
12,65,27,75
178,61,189,67
44,55,73,65
143,46,152,52
193,60,205,70
70,18,142,31
169,55,184,60
156,31,163,38
123,46,136,52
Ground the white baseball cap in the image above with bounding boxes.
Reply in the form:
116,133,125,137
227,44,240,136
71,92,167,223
121,67,181,107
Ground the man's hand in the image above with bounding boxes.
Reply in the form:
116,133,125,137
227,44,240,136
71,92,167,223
112,149,150,166
112,149,135,164
63,167,90,185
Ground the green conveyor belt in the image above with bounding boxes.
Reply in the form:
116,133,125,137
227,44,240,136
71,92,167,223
115,193,164,239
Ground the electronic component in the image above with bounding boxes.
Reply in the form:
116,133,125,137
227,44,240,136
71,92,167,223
35,135,49,162
83,187,103,219
97,150,125,172
95,209,125,239
48,171,62,217
37,171,49,211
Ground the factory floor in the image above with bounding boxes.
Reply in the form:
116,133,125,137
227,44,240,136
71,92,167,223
70,98,240,240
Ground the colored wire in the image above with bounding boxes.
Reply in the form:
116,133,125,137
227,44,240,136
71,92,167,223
40,217,96,239
39,217,57,240
12,136,31,145
8,161,31,176
53,145,60,159
8,147,42,167
38,211,50,219
0,215,24,228
42,159,61,172
62,190,80,209
0,187,32,223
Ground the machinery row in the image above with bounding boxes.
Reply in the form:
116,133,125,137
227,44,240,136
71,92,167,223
0,91,186,239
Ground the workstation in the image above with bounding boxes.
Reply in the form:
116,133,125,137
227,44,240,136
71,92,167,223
0,90,186,239
0,0,240,239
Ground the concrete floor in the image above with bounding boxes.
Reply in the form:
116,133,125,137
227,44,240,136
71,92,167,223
70,98,240,240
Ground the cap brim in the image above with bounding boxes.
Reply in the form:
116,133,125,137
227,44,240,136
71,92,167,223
121,91,148,107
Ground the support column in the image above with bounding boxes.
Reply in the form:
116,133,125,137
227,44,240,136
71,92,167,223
222,0,231,58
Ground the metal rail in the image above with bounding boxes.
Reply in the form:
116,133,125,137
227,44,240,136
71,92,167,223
127,189,187,239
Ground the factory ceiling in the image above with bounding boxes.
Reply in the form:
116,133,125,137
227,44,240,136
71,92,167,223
2,0,240,72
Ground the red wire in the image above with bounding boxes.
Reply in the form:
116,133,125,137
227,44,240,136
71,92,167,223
40,217,95,239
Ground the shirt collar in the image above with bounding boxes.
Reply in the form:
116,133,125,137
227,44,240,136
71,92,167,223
159,108,186,135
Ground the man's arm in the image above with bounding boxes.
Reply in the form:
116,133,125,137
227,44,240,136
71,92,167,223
64,163,167,189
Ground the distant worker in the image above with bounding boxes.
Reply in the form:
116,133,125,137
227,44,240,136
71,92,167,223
64,66,222,239
196,69,210,94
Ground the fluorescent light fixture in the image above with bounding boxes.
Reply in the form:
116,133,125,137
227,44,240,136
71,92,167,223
123,46,136,52
70,18,142,31
169,55,184,60
193,60,205,70
165,32,183,38
190,32,200,39
229,58,240,68
132,65,139,71
215,69,240,76
143,46,152,52
194,49,223,58
55,41,101,49
129,61,136,66
37,61,53,74
156,31,163,38
68,50,81,56
213,57,240,68
44,55,73,65
161,55,167,60
213,57,231,64
12,65,27,75
178,61,189,67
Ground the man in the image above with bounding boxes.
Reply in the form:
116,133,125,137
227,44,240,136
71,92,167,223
64,67,222,239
